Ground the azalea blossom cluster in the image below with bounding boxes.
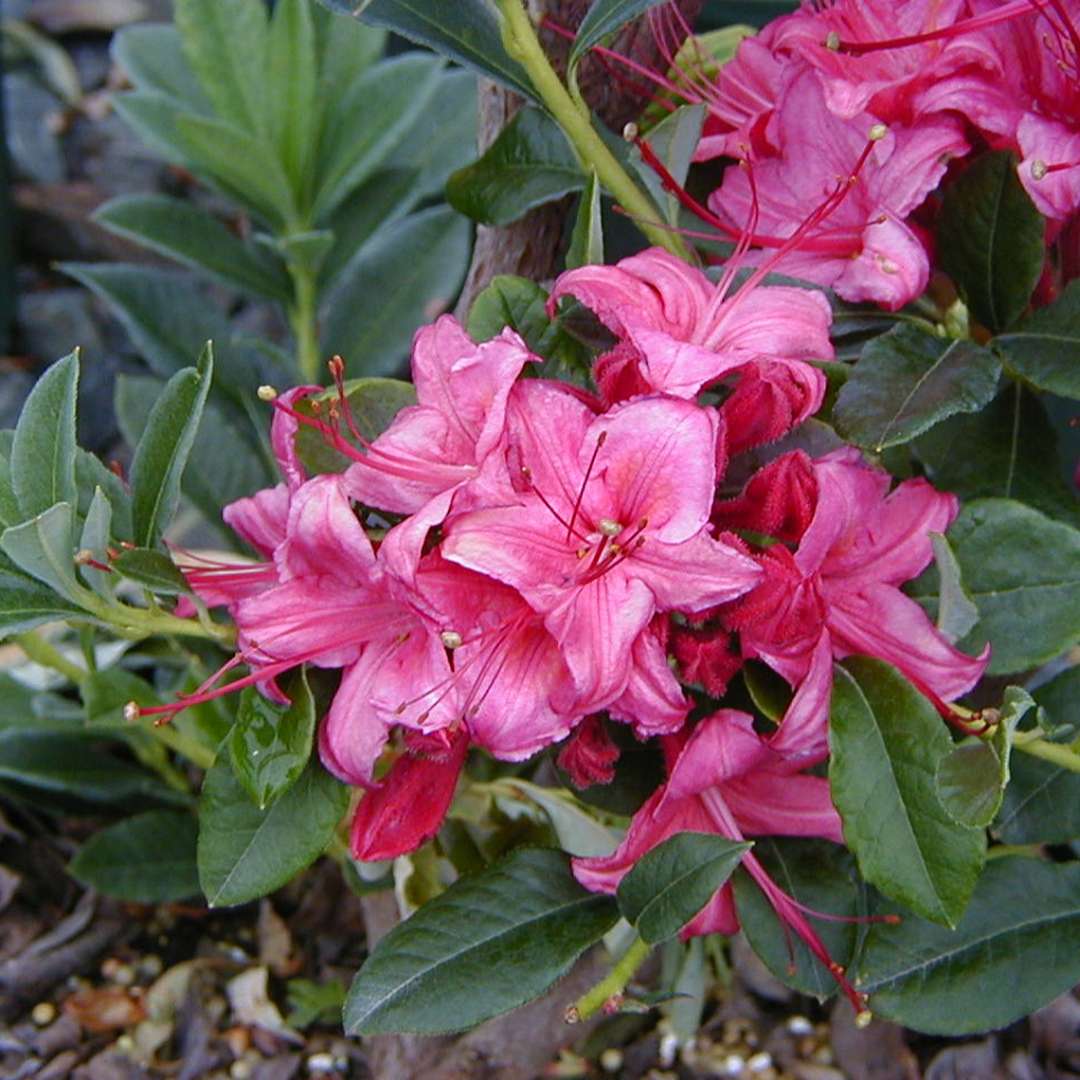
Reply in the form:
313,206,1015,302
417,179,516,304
148,246,989,1008
636,0,1080,308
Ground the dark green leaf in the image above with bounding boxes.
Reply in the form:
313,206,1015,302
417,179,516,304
935,740,1003,830
741,661,791,724
94,195,291,301
349,0,536,101
571,0,670,69
995,748,1080,844
567,171,604,270
129,344,214,548
937,150,1045,333
916,383,1080,528
617,832,751,944
829,658,985,926
833,325,1000,451
0,452,20,528
0,575,83,638
112,548,191,595
69,810,200,902
447,108,584,227
313,54,443,221
0,729,188,806
75,449,133,543
995,279,1080,399
10,350,78,519
174,0,269,135
733,839,862,999
1032,664,1080,735
111,25,211,111
198,755,348,907
1,503,85,602
343,848,619,1035
292,377,416,476
856,857,1080,1034
928,532,979,644
320,206,470,376
228,672,315,809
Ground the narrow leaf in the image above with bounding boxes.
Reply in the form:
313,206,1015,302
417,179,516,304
829,658,985,927
566,171,604,270
571,0,670,69
833,325,1000,451
111,24,211,111
78,488,114,600
1,503,85,602
266,0,318,194
617,832,751,944
128,345,214,548
343,848,618,1035
112,548,191,595
630,104,705,226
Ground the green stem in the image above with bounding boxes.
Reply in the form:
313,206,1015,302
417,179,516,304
572,934,652,1021
987,843,1044,861
495,0,689,260
92,599,235,646
1014,735,1080,774
289,262,321,383
14,631,86,684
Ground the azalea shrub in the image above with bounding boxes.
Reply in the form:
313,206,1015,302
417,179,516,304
2,0,1080,1051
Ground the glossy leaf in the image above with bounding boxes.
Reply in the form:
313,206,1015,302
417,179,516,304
293,377,415,476
829,659,985,926
447,108,584,227
937,150,1045,333
10,350,78,519
343,848,619,1035
856,858,1080,1034
833,325,1000,451
320,206,470,376
198,756,348,907
734,839,862,999
567,171,604,270
995,279,1080,399
571,0,671,69
346,0,536,101
617,833,751,944
94,195,291,301
228,673,315,810
128,344,214,549
69,810,200,902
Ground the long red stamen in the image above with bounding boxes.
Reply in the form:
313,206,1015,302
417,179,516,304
567,432,607,542
521,466,590,542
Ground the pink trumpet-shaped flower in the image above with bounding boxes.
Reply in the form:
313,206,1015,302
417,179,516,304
573,709,867,1011
442,382,760,731
549,247,831,448
719,448,989,759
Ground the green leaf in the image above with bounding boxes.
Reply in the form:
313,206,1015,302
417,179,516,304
0,452,20,529
343,848,619,1035
0,729,188,807
111,25,211,111
856,857,1080,1034
78,488,114,600
293,377,416,476
994,279,1080,399
82,667,159,728
935,740,1003,830
995,750,1080,844
286,977,348,1030
312,54,443,221
490,779,618,858
174,0,269,135
733,839,862,999
1031,664,1080,736
914,383,1080,528
833,325,1000,451
349,0,536,101
313,4,386,93
1,503,85,603
266,0,318,195
228,672,315,810
129,344,214,549
937,150,1045,333
928,532,979,645
0,575,83,638
617,833,751,944
829,658,985,926
566,171,604,270
10,350,78,519
571,0,671,69
75,450,133,543
69,810,200,902
447,108,584,227
940,499,1080,674
320,206,470,376
198,755,348,907
630,104,705,226
94,195,291,301
112,548,191,595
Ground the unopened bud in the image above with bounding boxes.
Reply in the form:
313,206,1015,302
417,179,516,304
257,385,278,401
440,630,463,649
868,122,888,141
622,121,639,143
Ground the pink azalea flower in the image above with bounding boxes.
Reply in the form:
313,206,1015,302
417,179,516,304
549,247,832,449
573,709,867,1010
441,382,760,731
718,448,989,759
708,70,969,309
